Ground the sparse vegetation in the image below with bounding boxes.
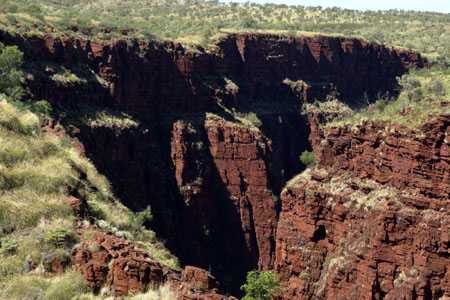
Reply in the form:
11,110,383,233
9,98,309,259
299,150,316,167
0,1,448,65
75,282,178,300
0,45,179,296
303,98,353,123
327,68,450,129
241,270,281,300
285,169,406,212
236,112,263,128
1,271,89,300
393,271,408,287
0,43,24,100
0,2,448,299
51,68,87,86
82,109,139,130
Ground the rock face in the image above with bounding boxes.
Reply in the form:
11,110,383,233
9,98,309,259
275,114,450,299
72,229,236,299
0,31,425,111
170,117,278,281
0,29,428,296
275,169,450,299
311,115,450,201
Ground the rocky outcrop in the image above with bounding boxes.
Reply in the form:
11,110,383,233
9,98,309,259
310,114,450,201
0,30,426,112
170,116,278,280
275,169,450,299
72,229,236,299
274,112,450,299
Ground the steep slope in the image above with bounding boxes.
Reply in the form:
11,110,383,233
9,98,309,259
0,95,234,299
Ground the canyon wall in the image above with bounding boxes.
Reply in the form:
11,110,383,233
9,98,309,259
275,167,450,299
275,115,450,299
310,115,450,201
0,29,426,294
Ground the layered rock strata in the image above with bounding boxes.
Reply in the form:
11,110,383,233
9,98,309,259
310,115,450,201
276,168,450,299
275,114,450,299
72,229,236,299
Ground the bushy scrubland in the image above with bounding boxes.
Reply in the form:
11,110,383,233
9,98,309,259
0,0,448,64
326,68,450,129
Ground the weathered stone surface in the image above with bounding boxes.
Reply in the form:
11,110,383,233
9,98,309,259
72,230,233,298
275,170,450,299
169,117,278,290
0,30,425,113
310,114,450,201
181,266,219,291
274,113,450,299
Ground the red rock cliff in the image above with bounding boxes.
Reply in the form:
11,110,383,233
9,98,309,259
275,114,450,299
0,29,427,294
311,115,450,201
275,168,450,299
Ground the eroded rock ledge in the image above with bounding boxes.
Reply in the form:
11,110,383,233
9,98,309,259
276,169,450,299
72,229,236,299
310,114,450,201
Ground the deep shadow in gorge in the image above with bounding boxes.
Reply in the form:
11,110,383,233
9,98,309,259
70,108,270,296
3,29,426,296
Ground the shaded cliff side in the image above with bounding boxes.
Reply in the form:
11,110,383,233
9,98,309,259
0,30,426,294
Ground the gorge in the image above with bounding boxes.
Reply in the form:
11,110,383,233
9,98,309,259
2,29,449,299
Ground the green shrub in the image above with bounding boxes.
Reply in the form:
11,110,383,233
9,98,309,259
44,272,88,300
299,150,316,167
30,100,53,117
407,88,424,102
1,275,50,300
1,272,88,300
0,238,18,256
0,44,25,100
400,75,422,90
272,194,280,205
0,100,40,135
133,206,153,228
234,112,263,128
44,228,78,249
374,99,387,112
241,270,281,300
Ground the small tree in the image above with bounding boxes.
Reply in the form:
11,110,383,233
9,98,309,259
299,150,316,167
241,270,281,300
